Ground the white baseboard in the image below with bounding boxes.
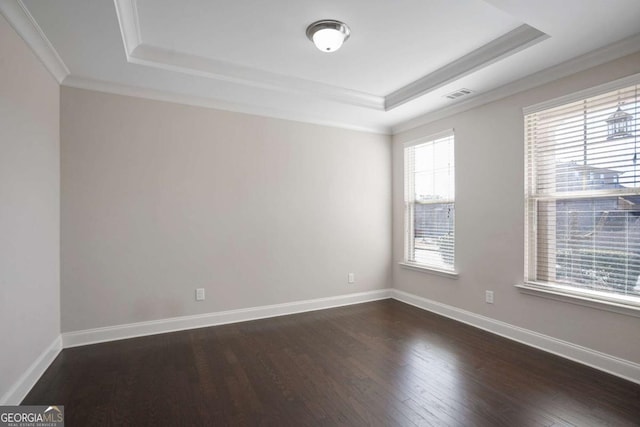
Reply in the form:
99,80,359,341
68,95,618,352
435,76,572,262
7,288,639,406
62,289,392,348
0,335,63,405
391,289,640,385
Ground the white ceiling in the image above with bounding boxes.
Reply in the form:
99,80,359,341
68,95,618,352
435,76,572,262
135,0,522,95
5,0,640,133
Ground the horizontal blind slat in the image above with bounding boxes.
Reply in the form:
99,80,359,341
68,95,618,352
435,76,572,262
404,133,455,271
525,81,640,300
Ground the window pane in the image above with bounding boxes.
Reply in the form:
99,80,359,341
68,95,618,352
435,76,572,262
526,81,640,304
404,132,455,271
537,198,640,297
412,203,455,269
414,137,454,201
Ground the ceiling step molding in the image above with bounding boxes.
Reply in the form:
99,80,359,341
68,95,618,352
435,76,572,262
393,32,640,134
115,0,384,110
129,44,386,110
113,0,141,57
5,0,639,133
0,0,69,83
113,0,552,113
385,24,548,110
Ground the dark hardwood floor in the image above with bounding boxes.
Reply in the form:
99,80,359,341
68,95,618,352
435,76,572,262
23,299,640,426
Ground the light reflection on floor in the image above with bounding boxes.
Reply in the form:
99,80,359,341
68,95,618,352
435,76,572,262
362,322,612,426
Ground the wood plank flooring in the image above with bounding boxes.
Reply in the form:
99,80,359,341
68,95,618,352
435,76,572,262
23,300,640,426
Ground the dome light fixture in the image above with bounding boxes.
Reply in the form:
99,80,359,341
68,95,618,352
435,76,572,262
306,20,350,53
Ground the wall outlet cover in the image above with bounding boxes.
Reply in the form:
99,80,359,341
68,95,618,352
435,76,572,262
485,290,494,304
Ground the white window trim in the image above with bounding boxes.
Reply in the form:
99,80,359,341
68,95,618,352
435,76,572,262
402,129,455,148
516,282,640,318
521,73,640,315
398,261,459,278
403,129,456,275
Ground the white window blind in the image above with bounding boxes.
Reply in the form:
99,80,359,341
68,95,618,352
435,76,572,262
404,131,455,271
525,81,640,305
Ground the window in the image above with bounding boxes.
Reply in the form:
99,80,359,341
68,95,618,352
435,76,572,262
403,130,455,272
524,78,640,308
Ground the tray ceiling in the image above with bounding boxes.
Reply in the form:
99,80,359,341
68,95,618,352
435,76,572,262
5,0,640,133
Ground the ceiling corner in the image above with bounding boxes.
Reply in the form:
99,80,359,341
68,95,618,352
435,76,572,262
0,0,69,83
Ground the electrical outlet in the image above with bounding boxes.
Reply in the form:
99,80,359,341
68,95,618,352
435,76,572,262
485,290,494,304
348,273,355,284
196,288,205,301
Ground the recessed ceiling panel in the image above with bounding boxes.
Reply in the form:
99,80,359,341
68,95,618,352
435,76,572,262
14,0,640,133
134,0,523,95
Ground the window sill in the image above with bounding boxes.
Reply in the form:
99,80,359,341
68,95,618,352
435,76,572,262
398,262,459,279
516,282,640,318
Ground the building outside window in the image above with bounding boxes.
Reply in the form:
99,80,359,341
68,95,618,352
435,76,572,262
403,130,455,272
524,78,640,306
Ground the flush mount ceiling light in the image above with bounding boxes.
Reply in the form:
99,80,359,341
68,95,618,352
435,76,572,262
306,20,350,53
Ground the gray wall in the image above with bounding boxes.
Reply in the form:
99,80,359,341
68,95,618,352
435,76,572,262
393,52,640,364
4,5,638,396
61,87,392,332
0,15,60,400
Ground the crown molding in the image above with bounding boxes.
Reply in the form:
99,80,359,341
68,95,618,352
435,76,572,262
114,0,384,110
0,0,69,83
392,32,640,135
129,43,385,110
9,0,636,134
113,0,550,114
113,0,141,56
385,24,549,111
61,75,392,135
